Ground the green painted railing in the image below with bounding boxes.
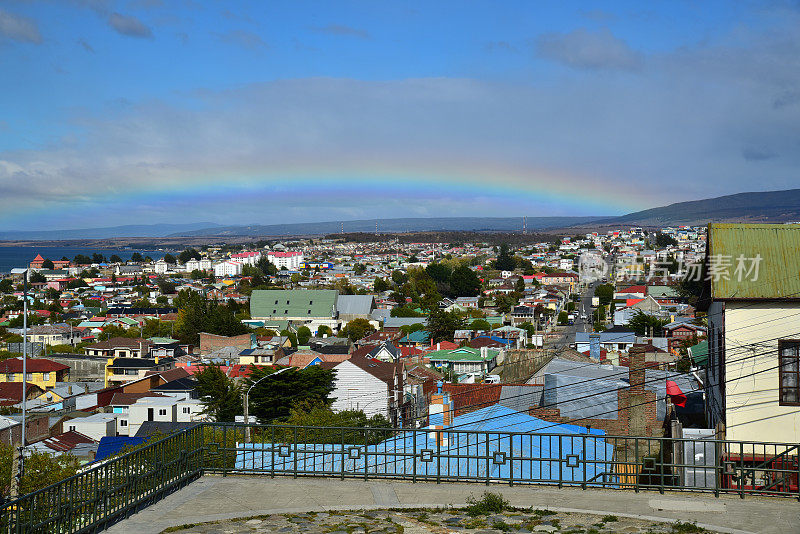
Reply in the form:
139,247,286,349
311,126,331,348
3,423,799,533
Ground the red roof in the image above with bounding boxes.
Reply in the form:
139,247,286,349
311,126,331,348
32,254,44,262
40,430,96,452
0,357,69,373
0,382,40,405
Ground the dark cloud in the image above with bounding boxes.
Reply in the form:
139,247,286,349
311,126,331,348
108,12,153,38
0,8,43,44
77,38,95,53
535,28,642,71
742,147,778,161
312,24,371,39
215,30,267,50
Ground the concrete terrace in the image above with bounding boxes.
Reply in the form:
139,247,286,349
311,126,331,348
106,476,800,534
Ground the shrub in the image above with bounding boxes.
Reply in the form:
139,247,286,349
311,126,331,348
465,491,509,516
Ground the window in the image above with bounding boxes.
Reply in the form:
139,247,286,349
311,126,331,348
779,340,800,405
286,300,290,304
308,310,311,314
25,373,32,381
158,409,167,416
275,300,278,304
68,425,76,431
119,420,128,427
309,300,313,305
284,310,288,314
42,373,50,381
182,407,190,414
7,374,14,381
272,309,276,314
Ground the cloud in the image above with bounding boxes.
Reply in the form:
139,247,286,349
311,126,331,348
742,147,778,161
0,8,43,44
535,28,642,71
108,12,153,38
77,38,95,53
215,30,267,50
312,24,371,39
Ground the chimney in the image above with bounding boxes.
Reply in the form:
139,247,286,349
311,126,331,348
589,334,601,361
628,345,646,394
437,342,440,351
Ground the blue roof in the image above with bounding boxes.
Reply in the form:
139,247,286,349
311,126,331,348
94,436,149,462
398,330,430,343
235,404,615,486
474,335,513,346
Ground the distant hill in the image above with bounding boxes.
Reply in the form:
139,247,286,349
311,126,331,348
168,216,604,237
592,189,800,227
0,222,221,241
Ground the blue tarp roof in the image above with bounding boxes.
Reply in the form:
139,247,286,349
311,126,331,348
235,405,615,486
94,436,149,462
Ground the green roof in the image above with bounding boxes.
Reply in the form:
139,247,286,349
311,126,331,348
688,340,708,367
251,289,338,319
469,316,503,326
708,223,800,300
149,337,179,344
647,285,679,298
427,347,499,362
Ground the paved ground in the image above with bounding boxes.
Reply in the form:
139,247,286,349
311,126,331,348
105,476,800,534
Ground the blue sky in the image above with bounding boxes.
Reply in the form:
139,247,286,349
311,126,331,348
1,1,799,230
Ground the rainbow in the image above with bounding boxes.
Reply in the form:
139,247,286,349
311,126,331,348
1,158,654,226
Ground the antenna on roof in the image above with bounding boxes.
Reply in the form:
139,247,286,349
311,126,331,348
523,216,527,235
341,222,344,235
375,220,379,236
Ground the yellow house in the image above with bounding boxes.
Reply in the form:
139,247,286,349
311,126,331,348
0,357,70,390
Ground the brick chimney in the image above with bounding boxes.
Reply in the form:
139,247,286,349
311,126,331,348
628,345,646,394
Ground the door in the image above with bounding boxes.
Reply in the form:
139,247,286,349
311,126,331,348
147,408,154,421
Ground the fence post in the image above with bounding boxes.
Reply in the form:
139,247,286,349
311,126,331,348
412,429,417,483
796,444,800,502
558,436,563,489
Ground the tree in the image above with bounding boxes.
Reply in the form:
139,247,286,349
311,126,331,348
296,326,312,346
627,310,669,337
427,308,466,343
0,279,12,293
109,254,123,263
594,284,615,306
391,270,407,286
469,319,491,332
1,443,80,497
373,277,390,293
162,254,176,264
195,365,242,422
655,233,678,248
341,318,376,342
317,325,333,337
29,271,46,283
178,248,201,264
174,290,249,344
41,259,54,270
92,253,106,264
280,402,392,444
130,252,144,263
494,243,515,271
280,329,298,347
190,269,205,280
515,277,526,293
246,366,336,423
558,311,569,325
73,254,92,265
450,265,481,297
425,263,451,283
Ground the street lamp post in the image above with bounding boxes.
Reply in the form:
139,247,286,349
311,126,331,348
243,367,290,443
10,267,28,493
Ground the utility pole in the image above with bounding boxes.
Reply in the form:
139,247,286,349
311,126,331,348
10,268,29,492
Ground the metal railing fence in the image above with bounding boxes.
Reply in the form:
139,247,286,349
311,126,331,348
3,423,799,533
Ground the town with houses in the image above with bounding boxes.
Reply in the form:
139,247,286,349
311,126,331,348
1,220,800,533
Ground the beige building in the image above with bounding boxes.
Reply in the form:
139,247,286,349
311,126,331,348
705,223,800,445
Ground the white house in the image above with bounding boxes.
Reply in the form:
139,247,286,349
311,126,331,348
330,356,403,424
213,260,243,278
705,223,800,446
154,260,170,274
185,258,213,271
230,251,261,266
65,413,117,441
126,395,203,436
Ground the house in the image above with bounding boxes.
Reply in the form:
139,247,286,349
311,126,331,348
329,356,404,424
575,331,636,354
0,357,69,390
427,347,499,375
24,324,83,347
0,382,43,406
84,337,153,359
63,412,117,441
266,251,304,270
199,332,255,355
705,223,800,444
125,395,203,436
336,294,376,321
105,357,175,387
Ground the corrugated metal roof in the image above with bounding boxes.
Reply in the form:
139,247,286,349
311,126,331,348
708,223,800,300
250,289,338,318
336,294,375,316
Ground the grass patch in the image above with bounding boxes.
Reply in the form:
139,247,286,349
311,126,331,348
671,522,706,533
601,515,618,522
533,508,556,517
465,491,509,516
491,519,512,531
